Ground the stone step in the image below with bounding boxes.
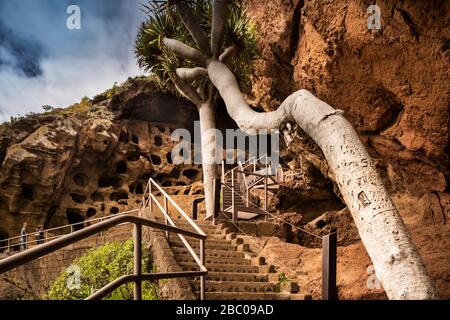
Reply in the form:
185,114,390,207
190,280,278,293
171,247,245,259
153,219,216,232
169,234,230,246
194,292,291,300
169,239,236,251
179,262,260,273
206,272,268,282
174,254,250,266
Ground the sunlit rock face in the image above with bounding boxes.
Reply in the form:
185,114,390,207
246,0,449,215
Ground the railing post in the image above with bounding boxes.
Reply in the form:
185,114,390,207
149,181,153,213
134,223,142,300
221,160,225,182
264,175,268,211
231,169,236,222
213,178,221,225
164,197,169,240
322,231,337,300
200,238,205,300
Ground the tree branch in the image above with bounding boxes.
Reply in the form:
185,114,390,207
175,2,212,56
163,38,206,65
211,0,229,57
171,74,203,106
219,45,238,64
176,67,208,81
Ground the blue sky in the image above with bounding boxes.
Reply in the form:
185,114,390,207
0,0,146,122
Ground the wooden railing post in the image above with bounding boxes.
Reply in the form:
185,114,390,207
134,223,142,300
322,231,337,300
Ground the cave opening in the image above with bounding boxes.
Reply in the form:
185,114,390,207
116,161,127,174
166,152,173,164
86,208,97,218
151,154,162,165
73,173,89,187
22,185,34,201
0,231,9,252
91,192,104,202
66,209,85,231
119,131,129,143
154,136,163,147
128,153,141,161
98,176,121,189
183,169,199,180
169,168,180,178
71,193,87,204
110,207,120,214
135,182,144,195
110,191,129,202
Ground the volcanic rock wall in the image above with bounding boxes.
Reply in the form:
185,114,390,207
0,79,203,241
246,0,449,219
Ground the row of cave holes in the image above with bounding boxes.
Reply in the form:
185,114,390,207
74,165,199,190
66,205,121,231
119,126,168,147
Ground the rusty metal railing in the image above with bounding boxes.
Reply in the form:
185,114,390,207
0,214,207,300
0,210,139,254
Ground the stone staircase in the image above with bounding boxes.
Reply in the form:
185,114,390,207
223,174,245,210
158,218,295,300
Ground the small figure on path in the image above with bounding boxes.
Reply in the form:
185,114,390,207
20,223,28,251
35,225,45,245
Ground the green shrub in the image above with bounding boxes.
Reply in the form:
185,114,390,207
48,240,159,300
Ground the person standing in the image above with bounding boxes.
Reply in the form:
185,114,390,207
20,223,28,251
35,225,44,245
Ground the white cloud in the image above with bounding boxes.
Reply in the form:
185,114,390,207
0,0,146,122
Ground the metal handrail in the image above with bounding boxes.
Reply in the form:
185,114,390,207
147,178,206,237
0,214,207,300
0,210,139,252
86,271,206,300
142,178,207,299
0,214,205,274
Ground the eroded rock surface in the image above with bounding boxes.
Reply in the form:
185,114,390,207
0,79,203,239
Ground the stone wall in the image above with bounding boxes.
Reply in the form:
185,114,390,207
141,208,196,300
0,225,132,299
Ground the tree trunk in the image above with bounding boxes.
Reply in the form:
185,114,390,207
207,60,438,300
198,101,217,219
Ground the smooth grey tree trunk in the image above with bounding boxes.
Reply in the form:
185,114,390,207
207,60,438,300
198,101,217,219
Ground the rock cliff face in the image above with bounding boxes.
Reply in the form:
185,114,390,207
245,0,449,298
246,0,449,223
0,79,204,241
